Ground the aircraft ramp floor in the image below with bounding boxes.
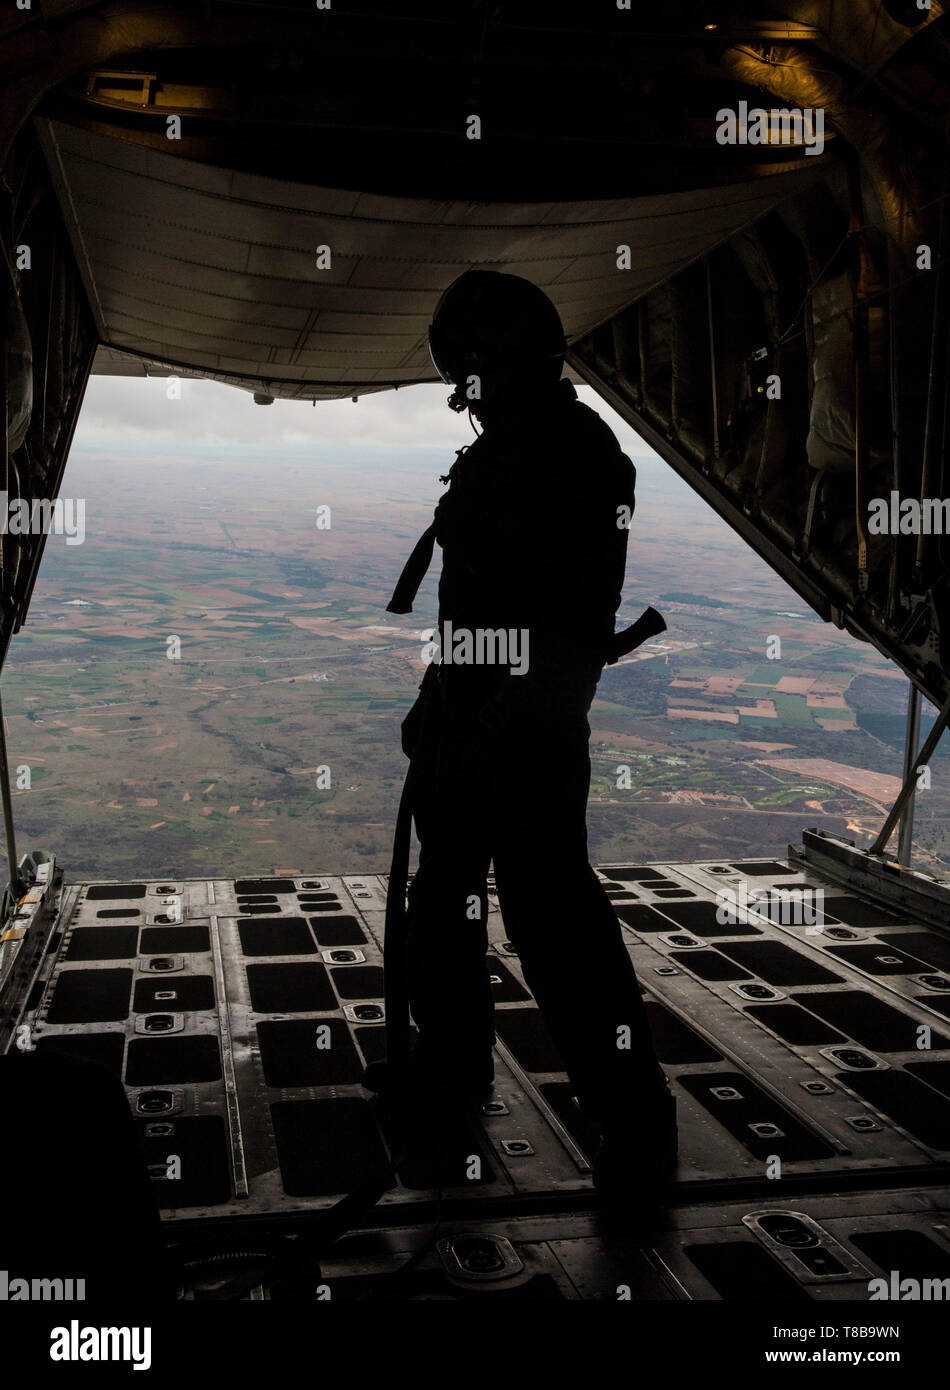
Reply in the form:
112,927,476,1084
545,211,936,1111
17,854,950,1300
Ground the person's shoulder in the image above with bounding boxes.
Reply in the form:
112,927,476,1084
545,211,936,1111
445,438,485,484
563,388,627,450
565,395,635,490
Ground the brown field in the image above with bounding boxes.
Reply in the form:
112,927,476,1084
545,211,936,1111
760,758,902,802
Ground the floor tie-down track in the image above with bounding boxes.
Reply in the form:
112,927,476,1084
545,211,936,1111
17,856,950,1300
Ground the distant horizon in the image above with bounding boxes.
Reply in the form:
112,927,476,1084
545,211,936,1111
72,375,672,471
9,370,941,880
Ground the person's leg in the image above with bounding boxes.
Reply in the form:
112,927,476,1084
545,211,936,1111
489,669,668,1127
403,672,494,1092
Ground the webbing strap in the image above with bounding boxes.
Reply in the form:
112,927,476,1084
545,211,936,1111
383,764,416,1094
386,523,438,615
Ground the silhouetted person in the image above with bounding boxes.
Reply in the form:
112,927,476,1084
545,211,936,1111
377,270,676,1219
0,1050,173,1300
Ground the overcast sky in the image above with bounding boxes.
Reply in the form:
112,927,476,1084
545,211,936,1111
73,374,681,492
61,371,832,620
75,375,470,452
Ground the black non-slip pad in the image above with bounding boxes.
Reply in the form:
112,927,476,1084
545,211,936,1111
796,990,950,1052
906,1059,950,1100
65,926,139,961
744,1002,846,1045
34,1031,126,1077
246,962,336,1013
125,1035,222,1085
85,883,148,900
684,1243,811,1302
650,900,764,937
670,949,752,982
915,994,950,1018
257,1018,363,1087
645,1000,721,1063
731,861,795,875
715,940,843,986
140,925,211,954
309,914,366,946
237,917,316,956
133,975,215,1013
821,896,909,929
678,1070,833,1161
136,1115,231,1208
878,931,950,974
330,965,385,1000
270,1098,389,1196
849,1230,950,1281
835,1069,950,1149
613,903,674,933
47,968,132,1023
494,1007,563,1072
824,943,929,975
744,893,839,928
235,878,297,894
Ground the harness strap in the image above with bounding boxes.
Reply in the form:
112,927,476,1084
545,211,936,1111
386,523,438,615
383,763,416,1097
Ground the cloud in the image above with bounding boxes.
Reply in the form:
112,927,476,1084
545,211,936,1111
75,376,479,452
74,373,684,480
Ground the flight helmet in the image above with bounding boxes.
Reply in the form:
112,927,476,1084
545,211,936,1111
428,270,566,411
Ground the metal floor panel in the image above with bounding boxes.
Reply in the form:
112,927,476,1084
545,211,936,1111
15,858,950,1266
642,1186,950,1301
175,1187,950,1301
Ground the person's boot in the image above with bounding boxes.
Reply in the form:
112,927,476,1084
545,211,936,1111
591,1085,678,1232
362,1055,494,1189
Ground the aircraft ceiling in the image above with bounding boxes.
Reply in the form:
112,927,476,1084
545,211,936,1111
3,0,950,719
38,118,822,401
